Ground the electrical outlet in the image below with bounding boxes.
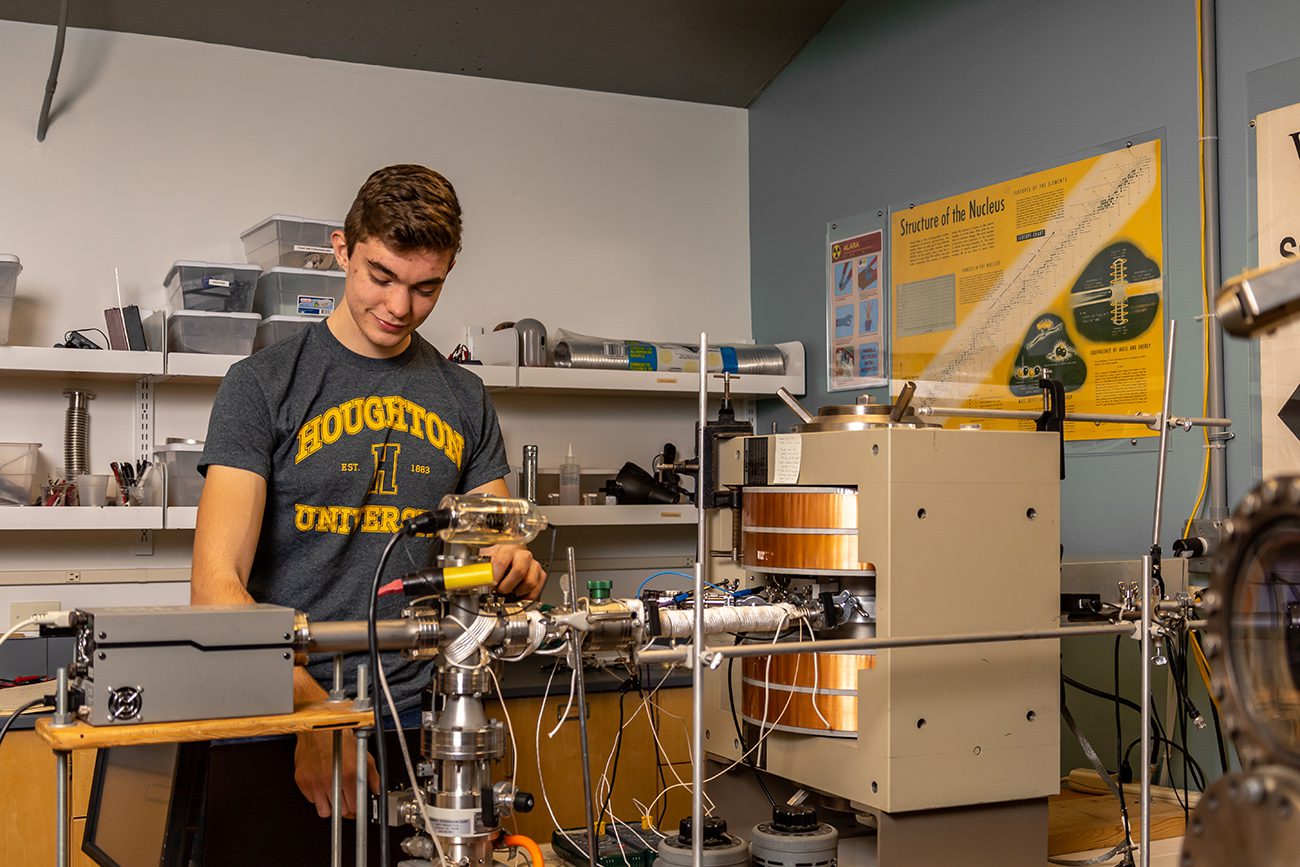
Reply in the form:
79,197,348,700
65,571,81,583
11,601,59,628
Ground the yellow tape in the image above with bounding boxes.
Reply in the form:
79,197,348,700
442,562,496,590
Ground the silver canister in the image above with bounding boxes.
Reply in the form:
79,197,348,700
521,445,539,503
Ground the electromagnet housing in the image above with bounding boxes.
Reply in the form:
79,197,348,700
707,424,1061,814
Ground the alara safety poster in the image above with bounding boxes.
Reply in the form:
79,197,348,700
890,140,1165,441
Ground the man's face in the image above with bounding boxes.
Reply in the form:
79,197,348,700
329,230,454,358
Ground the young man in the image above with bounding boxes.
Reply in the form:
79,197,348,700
192,165,545,825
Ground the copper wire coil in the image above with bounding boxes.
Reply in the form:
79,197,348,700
742,651,875,691
741,531,872,573
741,683,860,735
741,487,857,530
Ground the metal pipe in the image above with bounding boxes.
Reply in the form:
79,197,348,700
1140,555,1153,867
304,619,423,653
56,749,70,867
914,405,1228,429
1152,320,1177,548
331,658,344,867
355,663,370,867
1201,0,1228,519
692,331,708,866
35,0,70,142
567,548,599,866
635,622,1135,666
775,386,814,424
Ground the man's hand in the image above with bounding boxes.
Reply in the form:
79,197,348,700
294,728,379,818
482,544,547,599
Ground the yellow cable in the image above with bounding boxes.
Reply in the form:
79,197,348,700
1183,0,1212,540
1189,630,1221,715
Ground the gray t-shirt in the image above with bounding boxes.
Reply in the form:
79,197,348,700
199,321,510,711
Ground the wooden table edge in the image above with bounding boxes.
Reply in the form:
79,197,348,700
34,700,372,750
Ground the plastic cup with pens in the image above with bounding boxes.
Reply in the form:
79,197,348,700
110,460,152,506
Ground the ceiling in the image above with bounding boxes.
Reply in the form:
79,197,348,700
2,0,847,108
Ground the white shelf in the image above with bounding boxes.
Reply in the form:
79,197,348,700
0,506,164,530
165,505,198,529
0,346,164,380
162,352,247,381
539,504,697,526
463,364,517,389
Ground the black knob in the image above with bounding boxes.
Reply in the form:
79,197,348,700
678,815,728,845
514,791,535,814
772,803,818,833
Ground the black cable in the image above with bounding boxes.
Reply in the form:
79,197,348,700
1198,633,1231,775
598,684,631,825
1063,674,1164,773
1111,637,1132,847
368,530,405,867
1178,634,1190,821
1123,736,1206,791
0,698,52,750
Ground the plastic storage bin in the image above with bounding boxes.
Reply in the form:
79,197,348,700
0,442,39,506
240,214,342,272
154,442,204,507
167,310,260,355
164,261,261,313
254,315,317,352
254,267,345,318
0,254,21,346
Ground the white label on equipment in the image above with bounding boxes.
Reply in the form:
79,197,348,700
205,278,232,288
292,244,334,255
771,434,801,484
428,806,481,836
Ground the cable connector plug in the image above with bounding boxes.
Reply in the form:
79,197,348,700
30,610,73,628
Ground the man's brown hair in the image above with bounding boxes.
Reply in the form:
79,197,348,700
344,164,462,257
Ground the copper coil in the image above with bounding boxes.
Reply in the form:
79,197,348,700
742,531,872,573
742,651,875,691
742,488,857,530
741,680,860,735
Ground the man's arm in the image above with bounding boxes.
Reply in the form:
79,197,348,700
192,464,376,817
467,477,548,599
191,465,265,606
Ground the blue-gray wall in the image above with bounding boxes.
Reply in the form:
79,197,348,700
749,0,1300,783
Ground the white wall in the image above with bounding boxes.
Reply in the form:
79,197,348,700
0,22,750,603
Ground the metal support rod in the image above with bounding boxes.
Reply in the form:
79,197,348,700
331,658,344,867
692,331,709,866
36,0,70,142
1201,0,1228,519
567,548,599,867
1140,555,1154,867
56,749,70,867
355,663,370,867
635,622,1137,666
1152,320,1177,548
914,405,1228,429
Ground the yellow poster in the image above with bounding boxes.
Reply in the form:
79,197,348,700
890,140,1165,441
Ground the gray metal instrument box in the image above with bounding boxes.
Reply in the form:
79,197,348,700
72,605,296,725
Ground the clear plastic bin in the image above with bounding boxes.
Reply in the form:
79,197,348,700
0,441,40,506
254,315,317,352
0,254,21,346
167,310,260,355
240,214,343,272
164,261,261,313
154,442,204,507
254,267,345,318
